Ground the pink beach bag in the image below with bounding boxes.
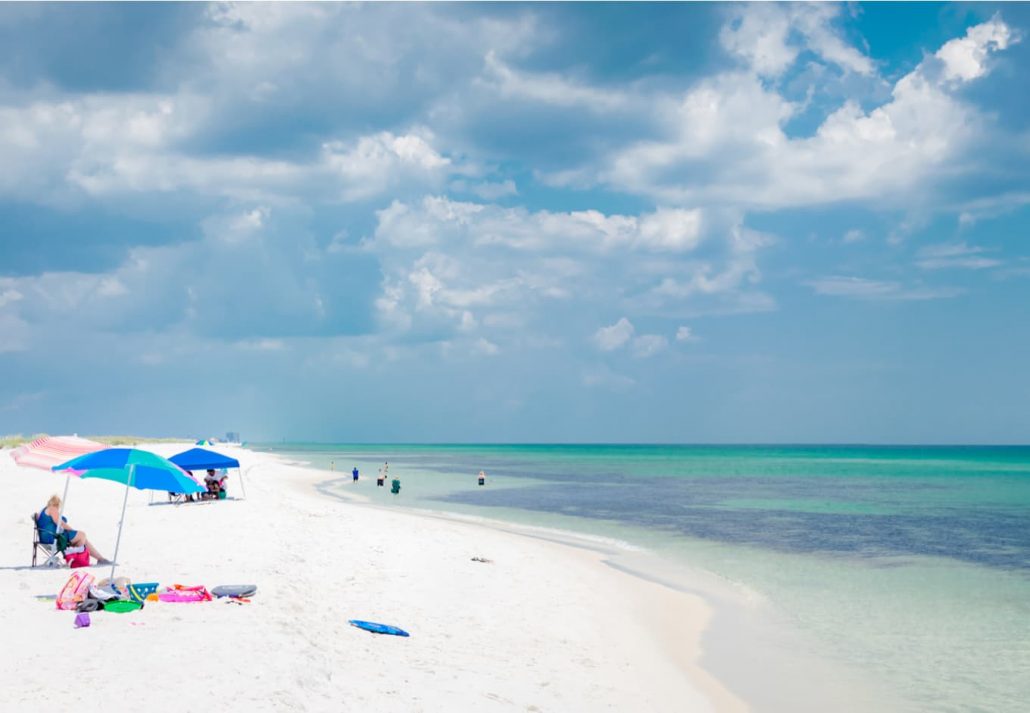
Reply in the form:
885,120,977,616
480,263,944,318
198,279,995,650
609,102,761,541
65,549,90,568
57,571,95,611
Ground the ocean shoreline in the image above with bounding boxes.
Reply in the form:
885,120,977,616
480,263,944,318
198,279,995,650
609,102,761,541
282,450,749,711
306,452,902,712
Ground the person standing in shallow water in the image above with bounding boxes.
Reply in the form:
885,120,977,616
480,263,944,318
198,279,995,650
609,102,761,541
478,470,486,486
352,466,359,483
377,462,388,487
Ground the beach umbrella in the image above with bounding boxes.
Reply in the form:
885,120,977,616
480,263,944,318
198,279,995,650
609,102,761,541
11,436,106,562
10,435,105,472
195,439,216,446
169,447,246,499
53,448,205,578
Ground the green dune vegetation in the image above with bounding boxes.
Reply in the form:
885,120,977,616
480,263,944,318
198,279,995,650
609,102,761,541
0,434,46,448
1,434,187,448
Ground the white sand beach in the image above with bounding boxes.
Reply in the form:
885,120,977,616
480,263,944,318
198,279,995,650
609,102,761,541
0,444,744,712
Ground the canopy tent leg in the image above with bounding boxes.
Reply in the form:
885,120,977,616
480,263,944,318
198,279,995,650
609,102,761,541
237,466,248,500
108,463,134,580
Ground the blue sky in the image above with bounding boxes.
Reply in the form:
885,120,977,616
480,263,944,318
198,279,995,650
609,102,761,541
1,2,1028,443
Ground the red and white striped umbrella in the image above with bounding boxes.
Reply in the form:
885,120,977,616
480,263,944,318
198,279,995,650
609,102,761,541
10,435,106,472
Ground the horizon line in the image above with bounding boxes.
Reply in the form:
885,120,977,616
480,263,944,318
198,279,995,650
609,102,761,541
250,441,1030,448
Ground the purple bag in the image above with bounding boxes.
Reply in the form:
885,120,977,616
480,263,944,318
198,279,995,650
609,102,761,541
74,612,91,629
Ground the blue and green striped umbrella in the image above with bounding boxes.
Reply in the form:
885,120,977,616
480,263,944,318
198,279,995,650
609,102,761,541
54,448,205,578
55,448,205,494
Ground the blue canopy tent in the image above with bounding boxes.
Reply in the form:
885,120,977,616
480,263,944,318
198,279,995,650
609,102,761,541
168,447,247,500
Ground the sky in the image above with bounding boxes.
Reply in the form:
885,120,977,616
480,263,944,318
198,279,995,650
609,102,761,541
1,2,1028,444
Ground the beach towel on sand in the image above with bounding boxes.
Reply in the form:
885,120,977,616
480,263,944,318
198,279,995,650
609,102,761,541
159,585,212,603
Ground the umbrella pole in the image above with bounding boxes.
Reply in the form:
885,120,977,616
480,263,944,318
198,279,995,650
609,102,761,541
44,474,72,566
56,473,71,537
109,463,134,580
238,467,247,500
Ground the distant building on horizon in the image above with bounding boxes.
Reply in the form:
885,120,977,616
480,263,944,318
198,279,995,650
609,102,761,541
225,431,241,444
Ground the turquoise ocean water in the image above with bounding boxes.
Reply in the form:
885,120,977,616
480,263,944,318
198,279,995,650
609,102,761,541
255,443,1030,711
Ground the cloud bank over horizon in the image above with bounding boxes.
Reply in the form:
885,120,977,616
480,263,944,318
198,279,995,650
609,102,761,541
1,3,1029,443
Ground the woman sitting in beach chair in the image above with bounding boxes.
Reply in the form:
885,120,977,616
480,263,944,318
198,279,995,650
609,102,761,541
202,469,227,500
37,495,110,565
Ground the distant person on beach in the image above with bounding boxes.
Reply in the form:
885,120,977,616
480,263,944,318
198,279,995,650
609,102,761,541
478,470,486,486
352,466,359,482
377,465,385,487
37,495,110,564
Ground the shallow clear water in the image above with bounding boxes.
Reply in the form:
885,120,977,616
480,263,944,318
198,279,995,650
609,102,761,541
255,443,1030,711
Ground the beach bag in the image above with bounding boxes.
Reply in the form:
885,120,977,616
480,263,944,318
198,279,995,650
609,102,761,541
89,584,120,602
76,597,102,613
65,549,90,568
57,571,95,611
159,584,212,603
96,576,132,599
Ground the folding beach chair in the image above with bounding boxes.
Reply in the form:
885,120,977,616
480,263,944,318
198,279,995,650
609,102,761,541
31,512,63,567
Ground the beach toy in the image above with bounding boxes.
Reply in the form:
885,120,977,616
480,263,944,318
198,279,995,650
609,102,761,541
104,600,142,614
348,620,410,637
146,593,159,602
211,585,257,598
128,582,159,603
74,613,90,629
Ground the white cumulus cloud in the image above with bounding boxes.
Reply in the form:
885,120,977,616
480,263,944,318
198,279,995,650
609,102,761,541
935,16,1012,82
594,318,635,351
596,17,1017,210
720,4,873,79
